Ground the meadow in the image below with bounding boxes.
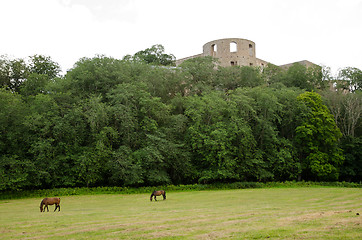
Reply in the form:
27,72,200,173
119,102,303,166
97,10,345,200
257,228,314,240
0,187,361,239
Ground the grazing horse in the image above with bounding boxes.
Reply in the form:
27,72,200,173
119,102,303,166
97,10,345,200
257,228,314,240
40,197,61,212
150,190,166,201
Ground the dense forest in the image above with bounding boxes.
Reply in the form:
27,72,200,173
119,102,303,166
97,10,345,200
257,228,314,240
1,45,361,191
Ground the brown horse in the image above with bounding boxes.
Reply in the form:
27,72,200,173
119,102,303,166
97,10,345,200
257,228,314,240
40,197,61,212
150,190,166,201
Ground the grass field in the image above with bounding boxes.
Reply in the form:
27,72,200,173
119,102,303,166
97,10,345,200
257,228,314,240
0,187,361,239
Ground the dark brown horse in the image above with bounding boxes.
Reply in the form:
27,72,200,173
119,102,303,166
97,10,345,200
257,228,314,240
40,197,61,212
150,190,166,201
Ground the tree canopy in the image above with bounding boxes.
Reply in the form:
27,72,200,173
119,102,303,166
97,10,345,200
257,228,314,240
0,50,361,191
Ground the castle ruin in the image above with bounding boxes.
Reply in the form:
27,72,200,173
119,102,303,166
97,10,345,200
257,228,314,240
176,38,316,69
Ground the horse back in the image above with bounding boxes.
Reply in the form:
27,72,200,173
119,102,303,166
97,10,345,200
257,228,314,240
42,197,60,205
153,190,165,196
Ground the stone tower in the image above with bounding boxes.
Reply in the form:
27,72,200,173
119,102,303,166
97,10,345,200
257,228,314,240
203,38,256,67
176,37,317,70
176,38,268,68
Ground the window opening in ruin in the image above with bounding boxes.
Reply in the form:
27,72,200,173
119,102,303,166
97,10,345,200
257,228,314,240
231,61,237,66
250,63,253,66
211,44,217,56
230,42,237,52
249,44,253,56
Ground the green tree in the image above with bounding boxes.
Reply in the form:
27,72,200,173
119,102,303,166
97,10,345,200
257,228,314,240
105,145,143,186
179,56,218,95
339,136,362,182
24,94,61,188
0,88,28,156
338,67,362,92
262,63,285,86
185,91,257,182
130,44,175,66
20,55,61,97
66,55,127,98
239,87,301,181
322,90,361,182
295,91,344,180
0,88,33,190
28,54,61,79
216,65,264,91
0,56,28,92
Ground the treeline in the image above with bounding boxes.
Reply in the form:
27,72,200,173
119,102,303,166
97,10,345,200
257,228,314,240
0,49,361,191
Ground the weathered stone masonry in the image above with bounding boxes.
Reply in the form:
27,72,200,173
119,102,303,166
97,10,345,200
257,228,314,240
176,38,315,69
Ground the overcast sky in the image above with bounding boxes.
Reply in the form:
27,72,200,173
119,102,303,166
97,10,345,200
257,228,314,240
1,0,361,74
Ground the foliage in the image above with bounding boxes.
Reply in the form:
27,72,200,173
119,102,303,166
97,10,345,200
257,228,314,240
0,50,361,192
126,44,176,66
295,92,344,181
337,67,362,92
0,55,60,93
339,136,362,182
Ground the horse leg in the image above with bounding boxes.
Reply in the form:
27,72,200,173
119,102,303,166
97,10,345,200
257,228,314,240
46,205,49,212
154,196,157,201
54,205,58,212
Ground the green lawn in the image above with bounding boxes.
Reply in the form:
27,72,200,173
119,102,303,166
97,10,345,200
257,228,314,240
0,187,361,239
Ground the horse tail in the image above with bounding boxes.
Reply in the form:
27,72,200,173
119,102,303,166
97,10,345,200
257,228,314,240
163,191,166,199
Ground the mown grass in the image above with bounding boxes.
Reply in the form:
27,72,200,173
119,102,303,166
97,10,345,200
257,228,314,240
0,187,361,239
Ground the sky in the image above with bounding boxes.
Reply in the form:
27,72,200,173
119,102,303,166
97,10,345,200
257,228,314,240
1,0,361,75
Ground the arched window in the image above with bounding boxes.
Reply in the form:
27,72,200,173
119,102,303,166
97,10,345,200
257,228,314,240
211,44,217,56
230,42,237,52
249,44,253,56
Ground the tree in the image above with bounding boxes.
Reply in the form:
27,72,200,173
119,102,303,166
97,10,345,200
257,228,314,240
130,44,176,66
295,91,344,181
0,88,34,190
105,145,143,186
20,55,62,97
216,66,264,91
262,63,285,86
239,87,301,181
185,91,258,182
323,91,361,138
179,56,218,95
267,63,325,91
0,56,28,92
28,54,61,79
66,55,126,97
339,136,362,182
338,67,362,92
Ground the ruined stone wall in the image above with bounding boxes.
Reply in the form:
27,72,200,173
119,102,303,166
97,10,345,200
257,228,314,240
202,38,257,67
175,38,317,71
176,38,268,68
